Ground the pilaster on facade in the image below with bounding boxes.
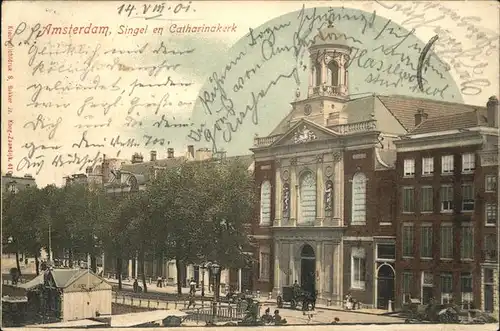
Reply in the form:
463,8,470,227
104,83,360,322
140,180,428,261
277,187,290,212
333,151,344,223
273,240,280,294
316,157,324,223
275,164,282,225
315,242,323,296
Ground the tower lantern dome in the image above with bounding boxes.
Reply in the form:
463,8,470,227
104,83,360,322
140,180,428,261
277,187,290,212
310,21,351,49
307,22,351,99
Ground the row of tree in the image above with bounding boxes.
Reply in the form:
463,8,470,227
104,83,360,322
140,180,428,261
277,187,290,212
2,158,257,293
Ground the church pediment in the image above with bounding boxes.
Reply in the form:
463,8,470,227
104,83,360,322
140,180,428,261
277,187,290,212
270,119,338,147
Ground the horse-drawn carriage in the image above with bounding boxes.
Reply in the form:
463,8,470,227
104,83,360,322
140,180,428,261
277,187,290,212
276,286,316,310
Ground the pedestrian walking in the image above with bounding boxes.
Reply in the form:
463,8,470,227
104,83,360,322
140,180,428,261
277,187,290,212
189,278,196,295
157,276,162,288
187,293,196,309
133,278,139,293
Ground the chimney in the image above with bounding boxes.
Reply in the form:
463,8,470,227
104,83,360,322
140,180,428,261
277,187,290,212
167,148,174,159
487,95,499,127
150,150,157,162
187,145,195,159
196,148,212,161
102,154,110,183
131,153,144,164
414,108,428,126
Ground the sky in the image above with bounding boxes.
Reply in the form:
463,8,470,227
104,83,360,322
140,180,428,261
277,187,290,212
2,1,499,187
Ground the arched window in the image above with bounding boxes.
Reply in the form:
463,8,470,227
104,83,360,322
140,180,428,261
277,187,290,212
314,62,322,86
299,171,316,224
328,61,339,86
260,180,271,225
351,172,366,225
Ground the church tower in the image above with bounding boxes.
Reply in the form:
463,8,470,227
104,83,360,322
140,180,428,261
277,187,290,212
290,22,351,127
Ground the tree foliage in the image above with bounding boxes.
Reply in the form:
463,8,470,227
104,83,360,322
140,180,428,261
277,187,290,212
2,157,257,288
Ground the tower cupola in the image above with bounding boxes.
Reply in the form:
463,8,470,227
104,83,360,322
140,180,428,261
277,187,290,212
308,22,351,99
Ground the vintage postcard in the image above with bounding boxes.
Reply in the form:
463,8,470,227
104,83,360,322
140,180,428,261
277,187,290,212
1,0,499,329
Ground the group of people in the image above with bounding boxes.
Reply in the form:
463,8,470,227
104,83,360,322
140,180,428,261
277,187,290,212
261,307,286,325
344,293,359,310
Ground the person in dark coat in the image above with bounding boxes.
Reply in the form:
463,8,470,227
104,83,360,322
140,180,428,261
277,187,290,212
133,278,139,293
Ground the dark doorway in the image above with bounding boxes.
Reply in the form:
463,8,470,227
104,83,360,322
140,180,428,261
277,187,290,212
194,266,200,286
484,285,494,312
377,264,395,309
242,267,253,292
300,244,316,294
422,287,433,305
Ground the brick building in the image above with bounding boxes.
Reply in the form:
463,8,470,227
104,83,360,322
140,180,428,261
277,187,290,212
394,96,498,314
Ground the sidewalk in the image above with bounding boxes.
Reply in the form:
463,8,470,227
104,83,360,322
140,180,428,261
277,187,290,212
106,278,387,316
106,277,221,297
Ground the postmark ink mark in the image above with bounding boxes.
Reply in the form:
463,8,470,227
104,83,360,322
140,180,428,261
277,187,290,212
417,35,439,91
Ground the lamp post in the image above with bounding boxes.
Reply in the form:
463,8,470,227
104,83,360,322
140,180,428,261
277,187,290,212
200,264,206,297
210,262,220,323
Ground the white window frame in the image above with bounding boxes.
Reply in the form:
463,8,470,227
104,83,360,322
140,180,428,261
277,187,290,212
351,172,367,225
376,243,396,261
404,159,415,177
351,247,366,290
461,183,474,212
420,225,433,259
485,175,497,192
402,186,415,213
440,272,453,304
460,273,473,309
402,271,413,303
483,268,495,313
440,224,453,260
484,234,497,261
441,155,454,175
422,157,434,176
259,246,270,281
402,224,414,258
461,153,475,173
440,185,453,213
421,271,434,304
486,203,498,226
421,186,433,213
259,180,272,226
460,225,474,260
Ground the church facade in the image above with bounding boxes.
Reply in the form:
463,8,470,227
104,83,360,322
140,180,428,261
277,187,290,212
251,24,399,308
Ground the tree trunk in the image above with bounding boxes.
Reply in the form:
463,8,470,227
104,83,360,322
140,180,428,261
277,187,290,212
35,256,40,276
68,249,73,268
140,251,147,293
90,255,97,273
175,258,182,295
117,257,122,290
15,251,22,276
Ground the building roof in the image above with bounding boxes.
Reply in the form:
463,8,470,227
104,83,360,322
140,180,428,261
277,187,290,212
377,95,486,132
121,156,189,180
120,154,254,180
410,109,488,135
269,94,486,137
20,269,95,290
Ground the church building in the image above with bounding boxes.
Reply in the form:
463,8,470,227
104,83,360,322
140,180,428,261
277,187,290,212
251,23,399,308
250,23,497,311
